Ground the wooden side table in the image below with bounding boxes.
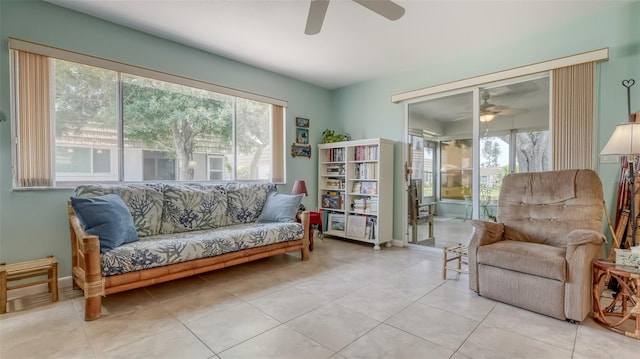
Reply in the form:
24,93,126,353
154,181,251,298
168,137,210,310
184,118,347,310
297,211,322,251
592,259,639,339
0,256,58,314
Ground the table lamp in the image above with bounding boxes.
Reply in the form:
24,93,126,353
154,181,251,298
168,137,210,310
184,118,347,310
600,122,640,247
292,180,308,211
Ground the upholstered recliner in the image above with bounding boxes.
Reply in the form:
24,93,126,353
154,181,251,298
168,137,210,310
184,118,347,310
468,169,605,322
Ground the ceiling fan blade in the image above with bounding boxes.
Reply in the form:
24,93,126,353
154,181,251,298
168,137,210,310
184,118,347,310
305,0,330,35
353,0,405,21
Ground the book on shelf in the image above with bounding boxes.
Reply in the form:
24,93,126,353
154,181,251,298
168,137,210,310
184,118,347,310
322,191,344,209
366,216,377,239
354,163,377,179
351,196,377,213
326,164,345,175
325,178,344,189
346,215,367,238
328,213,345,232
327,148,345,162
351,182,361,193
359,181,378,195
354,145,379,161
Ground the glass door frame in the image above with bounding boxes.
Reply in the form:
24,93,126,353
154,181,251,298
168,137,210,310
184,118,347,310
402,73,550,247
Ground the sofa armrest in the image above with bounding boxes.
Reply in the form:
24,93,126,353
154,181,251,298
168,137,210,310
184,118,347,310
67,202,104,320
468,220,504,292
564,229,604,321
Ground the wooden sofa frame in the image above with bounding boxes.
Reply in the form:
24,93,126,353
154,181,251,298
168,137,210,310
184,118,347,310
68,203,310,321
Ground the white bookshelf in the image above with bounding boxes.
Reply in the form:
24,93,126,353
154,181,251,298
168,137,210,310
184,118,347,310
318,138,394,250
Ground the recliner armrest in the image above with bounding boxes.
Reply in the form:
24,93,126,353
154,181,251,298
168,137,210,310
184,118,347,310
468,220,504,292
471,220,504,246
566,229,605,248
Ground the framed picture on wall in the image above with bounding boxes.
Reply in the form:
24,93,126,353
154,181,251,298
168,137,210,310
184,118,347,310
296,128,309,144
291,143,312,158
296,117,310,128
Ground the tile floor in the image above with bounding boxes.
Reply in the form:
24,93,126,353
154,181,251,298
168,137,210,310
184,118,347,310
410,217,474,249
1,237,638,358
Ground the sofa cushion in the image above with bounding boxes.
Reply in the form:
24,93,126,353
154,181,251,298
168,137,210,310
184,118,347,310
71,194,139,253
75,184,164,237
257,192,303,223
161,184,228,234
225,182,277,224
478,240,567,281
100,222,303,276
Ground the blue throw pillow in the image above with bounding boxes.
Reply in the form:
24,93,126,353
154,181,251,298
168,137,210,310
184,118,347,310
256,192,303,223
70,194,139,253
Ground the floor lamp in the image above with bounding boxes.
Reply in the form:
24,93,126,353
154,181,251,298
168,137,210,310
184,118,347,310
600,122,640,247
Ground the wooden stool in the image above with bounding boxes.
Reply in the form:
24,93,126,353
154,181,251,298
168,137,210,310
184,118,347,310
442,244,468,280
0,256,58,314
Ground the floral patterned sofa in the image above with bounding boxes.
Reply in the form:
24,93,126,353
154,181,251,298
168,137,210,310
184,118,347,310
67,182,310,320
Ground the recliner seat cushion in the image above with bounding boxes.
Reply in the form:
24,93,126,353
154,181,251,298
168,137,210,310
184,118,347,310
477,240,567,281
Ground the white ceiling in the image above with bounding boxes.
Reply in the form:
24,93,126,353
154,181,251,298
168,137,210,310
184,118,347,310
46,1,617,90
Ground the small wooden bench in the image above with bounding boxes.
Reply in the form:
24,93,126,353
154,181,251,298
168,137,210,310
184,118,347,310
442,244,468,280
0,256,58,314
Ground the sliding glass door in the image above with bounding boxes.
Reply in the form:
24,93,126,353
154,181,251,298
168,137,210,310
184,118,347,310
406,74,550,247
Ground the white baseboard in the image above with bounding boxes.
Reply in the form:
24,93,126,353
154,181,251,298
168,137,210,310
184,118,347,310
6,276,74,301
390,239,405,247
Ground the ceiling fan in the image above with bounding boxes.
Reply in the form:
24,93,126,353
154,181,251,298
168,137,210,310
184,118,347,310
479,91,527,122
305,0,405,35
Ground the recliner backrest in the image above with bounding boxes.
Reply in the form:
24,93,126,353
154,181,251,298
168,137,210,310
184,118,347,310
496,169,603,247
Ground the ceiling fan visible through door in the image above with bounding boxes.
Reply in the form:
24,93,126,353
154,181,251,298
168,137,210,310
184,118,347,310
479,91,527,122
305,0,405,35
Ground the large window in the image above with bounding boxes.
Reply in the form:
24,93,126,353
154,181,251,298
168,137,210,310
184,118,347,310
10,41,286,188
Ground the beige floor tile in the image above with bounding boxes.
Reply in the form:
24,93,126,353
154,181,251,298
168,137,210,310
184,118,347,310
457,324,573,359
387,302,479,351
83,304,183,354
93,287,158,317
144,275,210,302
97,325,213,358
248,286,328,322
293,272,367,301
335,286,414,322
573,317,640,359
1,326,94,359
339,323,453,359
220,273,292,301
160,285,242,323
441,274,470,291
418,285,496,322
482,303,577,351
186,301,280,353
365,273,440,300
288,303,380,351
218,324,334,359
328,262,392,284
0,300,82,347
400,259,447,284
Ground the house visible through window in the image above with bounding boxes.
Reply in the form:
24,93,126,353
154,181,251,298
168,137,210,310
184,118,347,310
208,155,225,180
9,40,286,188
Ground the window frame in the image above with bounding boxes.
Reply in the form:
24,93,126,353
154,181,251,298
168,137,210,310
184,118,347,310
9,38,288,189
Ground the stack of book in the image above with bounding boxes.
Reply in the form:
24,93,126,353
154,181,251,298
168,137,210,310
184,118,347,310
369,197,378,213
352,198,366,212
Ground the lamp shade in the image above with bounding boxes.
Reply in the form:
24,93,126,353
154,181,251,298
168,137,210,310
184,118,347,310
600,123,640,156
291,180,308,196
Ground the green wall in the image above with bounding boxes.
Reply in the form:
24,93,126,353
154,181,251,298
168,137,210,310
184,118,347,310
0,1,332,275
334,1,640,242
1,1,638,275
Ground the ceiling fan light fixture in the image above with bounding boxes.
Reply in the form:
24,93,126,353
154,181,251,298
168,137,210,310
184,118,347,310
480,114,495,122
